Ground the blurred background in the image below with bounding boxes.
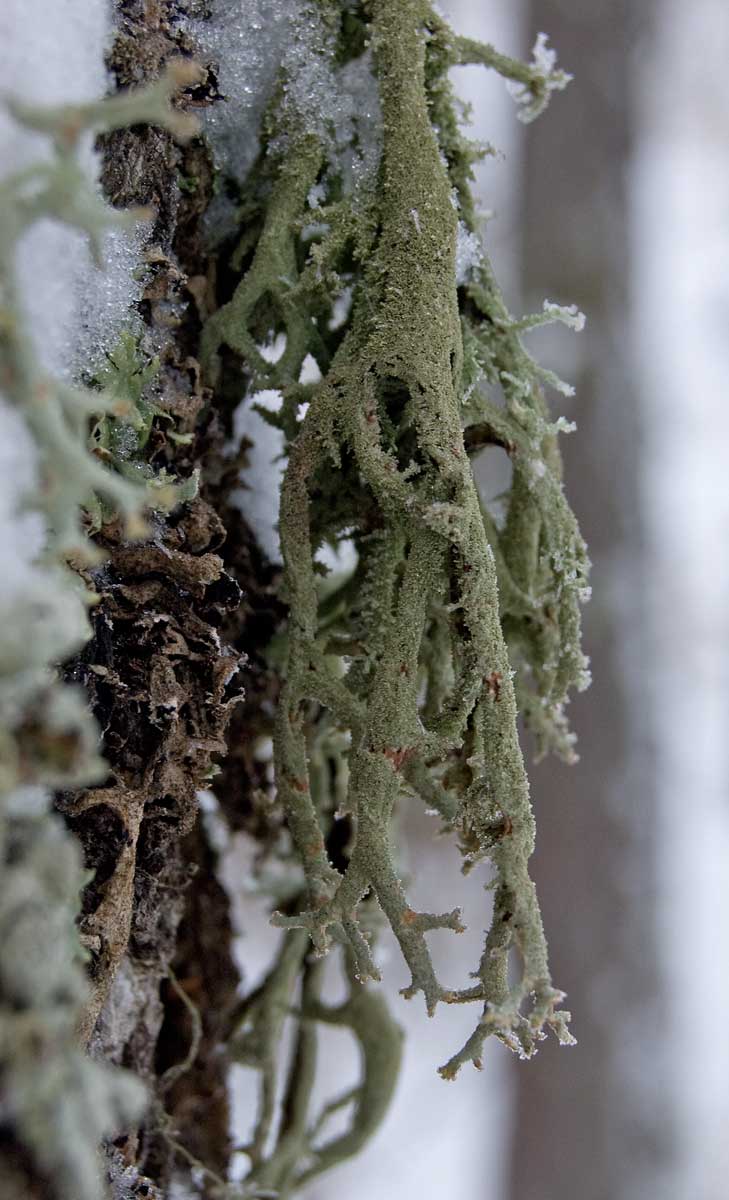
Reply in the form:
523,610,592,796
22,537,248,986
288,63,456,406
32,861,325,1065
305,1,729,1197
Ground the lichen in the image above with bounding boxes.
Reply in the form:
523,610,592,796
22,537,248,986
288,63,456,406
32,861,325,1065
0,59,209,1200
202,0,588,1104
229,930,403,1199
85,330,200,531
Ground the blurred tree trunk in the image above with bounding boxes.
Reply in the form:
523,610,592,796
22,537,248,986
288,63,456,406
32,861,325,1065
507,3,674,1197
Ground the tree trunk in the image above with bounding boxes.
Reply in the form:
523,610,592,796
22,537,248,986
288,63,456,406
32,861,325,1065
508,3,673,1197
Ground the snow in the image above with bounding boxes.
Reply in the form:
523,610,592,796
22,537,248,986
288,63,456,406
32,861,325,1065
331,49,382,194
181,0,290,184
229,390,285,563
72,223,150,379
0,0,147,380
188,1,381,197
275,5,383,195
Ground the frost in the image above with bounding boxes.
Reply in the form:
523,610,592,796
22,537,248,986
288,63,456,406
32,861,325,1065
552,416,577,434
73,223,150,378
535,365,576,397
499,369,531,397
542,299,586,332
576,661,592,691
515,298,586,341
505,33,572,125
532,31,558,76
455,222,483,285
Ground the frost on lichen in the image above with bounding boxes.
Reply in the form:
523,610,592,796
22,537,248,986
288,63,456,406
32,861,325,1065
202,0,588,1110
0,60,203,1200
456,28,572,125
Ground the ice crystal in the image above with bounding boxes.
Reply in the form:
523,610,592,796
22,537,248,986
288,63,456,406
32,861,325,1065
455,220,483,285
505,32,572,124
184,0,292,181
190,1,381,197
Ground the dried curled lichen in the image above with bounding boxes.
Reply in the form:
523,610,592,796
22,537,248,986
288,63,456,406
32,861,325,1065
203,0,589,1096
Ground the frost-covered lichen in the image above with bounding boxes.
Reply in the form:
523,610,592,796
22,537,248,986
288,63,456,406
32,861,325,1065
202,0,588,1114
0,59,203,1200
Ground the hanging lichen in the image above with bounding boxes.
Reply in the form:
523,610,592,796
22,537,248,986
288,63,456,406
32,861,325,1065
203,0,589,1115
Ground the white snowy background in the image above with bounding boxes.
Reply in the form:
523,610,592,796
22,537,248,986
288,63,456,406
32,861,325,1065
1,2,728,1199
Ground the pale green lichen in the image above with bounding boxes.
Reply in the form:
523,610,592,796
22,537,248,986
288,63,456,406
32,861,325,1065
86,329,200,532
0,60,203,557
203,0,588,1102
0,796,146,1200
0,59,203,1200
229,929,402,1200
